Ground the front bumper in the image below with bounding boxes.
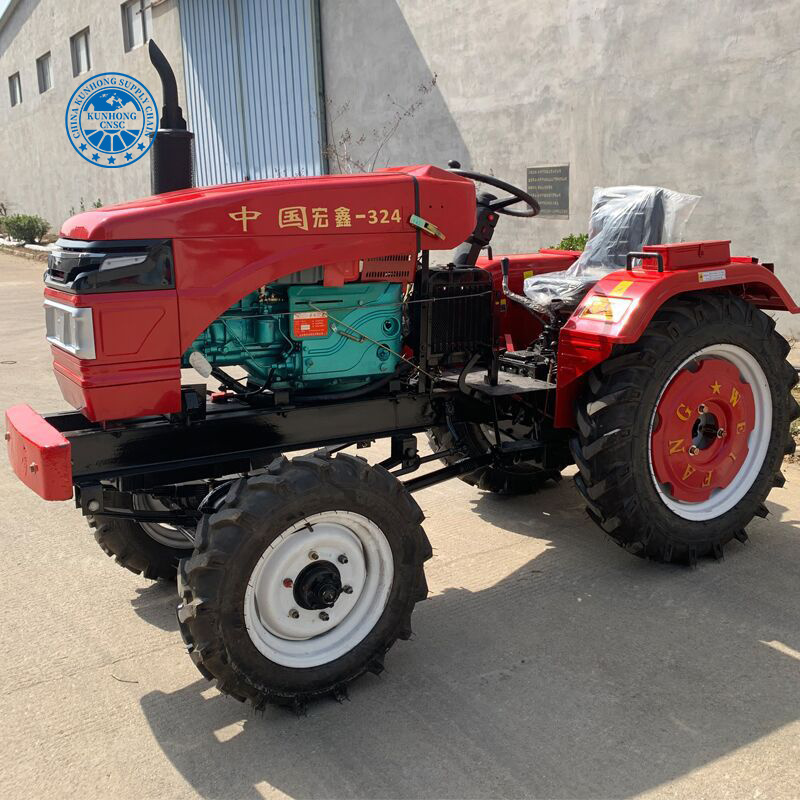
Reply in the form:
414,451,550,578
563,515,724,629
4,405,73,500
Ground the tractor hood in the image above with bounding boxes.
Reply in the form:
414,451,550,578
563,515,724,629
60,165,476,248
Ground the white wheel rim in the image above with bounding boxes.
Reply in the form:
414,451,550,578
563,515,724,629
648,343,772,521
244,511,394,668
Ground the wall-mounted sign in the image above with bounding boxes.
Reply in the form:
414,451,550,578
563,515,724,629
526,164,569,218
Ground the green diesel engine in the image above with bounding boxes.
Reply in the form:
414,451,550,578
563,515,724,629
183,281,403,393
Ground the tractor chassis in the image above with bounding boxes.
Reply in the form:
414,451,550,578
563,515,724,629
49,382,550,526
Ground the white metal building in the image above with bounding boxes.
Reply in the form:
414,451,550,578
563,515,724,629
0,0,325,224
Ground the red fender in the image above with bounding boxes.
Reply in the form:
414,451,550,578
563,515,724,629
554,242,800,428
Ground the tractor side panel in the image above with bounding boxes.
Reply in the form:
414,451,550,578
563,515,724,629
173,232,415,352
44,287,182,421
59,166,475,247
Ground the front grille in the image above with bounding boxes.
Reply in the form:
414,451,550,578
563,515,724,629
46,238,173,294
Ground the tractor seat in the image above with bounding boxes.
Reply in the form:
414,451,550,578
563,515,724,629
524,186,669,313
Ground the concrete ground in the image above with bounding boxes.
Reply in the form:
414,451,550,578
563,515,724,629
1,251,799,800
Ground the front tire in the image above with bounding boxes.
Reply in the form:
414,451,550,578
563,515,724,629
572,294,799,564
177,452,431,709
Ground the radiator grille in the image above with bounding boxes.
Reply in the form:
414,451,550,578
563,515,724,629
412,267,494,364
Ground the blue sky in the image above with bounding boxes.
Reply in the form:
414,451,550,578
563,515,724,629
0,0,11,18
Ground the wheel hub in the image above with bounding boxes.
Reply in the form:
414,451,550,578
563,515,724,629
243,511,394,667
293,561,343,609
651,357,756,503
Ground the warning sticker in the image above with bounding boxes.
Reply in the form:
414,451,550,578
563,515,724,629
292,311,328,338
698,269,726,283
609,280,634,296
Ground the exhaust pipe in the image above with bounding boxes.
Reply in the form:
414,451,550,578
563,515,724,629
148,40,194,194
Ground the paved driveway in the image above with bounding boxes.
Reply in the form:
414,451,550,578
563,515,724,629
1,251,799,800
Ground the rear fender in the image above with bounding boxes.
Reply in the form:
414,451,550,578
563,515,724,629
554,258,799,428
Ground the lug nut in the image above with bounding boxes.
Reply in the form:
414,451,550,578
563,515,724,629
308,551,319,561
282,578,293,588
319,611,330,621
342,585,353,594
288,609,300,619
698,404,706,413
688,445,699,456
338,554,348,564
86,500,101,513
717,429,726,438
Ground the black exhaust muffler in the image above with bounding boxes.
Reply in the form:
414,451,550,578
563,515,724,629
148,40,194,194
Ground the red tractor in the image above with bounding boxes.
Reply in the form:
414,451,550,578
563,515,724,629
5,44,799,709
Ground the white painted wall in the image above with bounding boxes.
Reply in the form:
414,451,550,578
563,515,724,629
321,0,800,335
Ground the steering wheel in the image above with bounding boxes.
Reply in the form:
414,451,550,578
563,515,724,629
447,160,540,217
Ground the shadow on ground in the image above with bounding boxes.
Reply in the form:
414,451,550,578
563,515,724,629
138,477,800,800
131,582,181,633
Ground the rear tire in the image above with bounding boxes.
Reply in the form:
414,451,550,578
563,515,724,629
90,493,195,581
177,452,431,709
572,294,798,564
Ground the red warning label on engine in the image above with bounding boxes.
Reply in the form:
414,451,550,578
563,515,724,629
292,311,329,338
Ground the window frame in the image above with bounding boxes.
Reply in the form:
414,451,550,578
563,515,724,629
36,51,52,94
121,0,152,52
8,72,22,107
70,27,92,77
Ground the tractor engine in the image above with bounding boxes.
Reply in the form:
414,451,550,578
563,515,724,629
184,281,403,393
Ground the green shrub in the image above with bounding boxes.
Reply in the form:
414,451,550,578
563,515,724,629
553,233,588,251
2,214,50,243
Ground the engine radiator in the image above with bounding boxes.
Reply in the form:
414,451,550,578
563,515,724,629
413,266,494,366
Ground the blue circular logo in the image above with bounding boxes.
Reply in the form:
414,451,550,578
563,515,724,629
65,72,159,168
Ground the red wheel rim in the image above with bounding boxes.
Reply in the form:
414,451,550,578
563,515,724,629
651,358,756,503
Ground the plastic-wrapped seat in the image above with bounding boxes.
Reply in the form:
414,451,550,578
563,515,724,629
523,186,699,314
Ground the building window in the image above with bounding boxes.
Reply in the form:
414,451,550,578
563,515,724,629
8,72,22,106
36,52,52,93
122,1,152,52
70,28,91,77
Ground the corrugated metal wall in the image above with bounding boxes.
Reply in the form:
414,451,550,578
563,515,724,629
179,0,325,186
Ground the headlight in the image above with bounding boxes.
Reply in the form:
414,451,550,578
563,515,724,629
44,299,95,359
578,295,632,323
